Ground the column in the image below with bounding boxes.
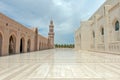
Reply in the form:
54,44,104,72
104,5,111,52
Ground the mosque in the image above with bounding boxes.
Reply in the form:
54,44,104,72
0,13,54,56
75,0,120,54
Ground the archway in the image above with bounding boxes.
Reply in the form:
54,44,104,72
27,39,31,52
9,35,16,55
20,37,25,53
0,33,2,56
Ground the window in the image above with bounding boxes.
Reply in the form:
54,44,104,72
6,23,8,26
115,21,119,31
101,28,104,35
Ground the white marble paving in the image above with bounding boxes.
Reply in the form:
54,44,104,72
0,49,120,80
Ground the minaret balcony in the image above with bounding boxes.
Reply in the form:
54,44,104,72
48,33,54,35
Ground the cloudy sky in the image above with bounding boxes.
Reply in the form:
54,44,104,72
0,0,105,44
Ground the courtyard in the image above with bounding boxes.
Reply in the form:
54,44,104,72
0,48,120,80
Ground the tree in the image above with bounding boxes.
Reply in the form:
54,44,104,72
55,44,75,48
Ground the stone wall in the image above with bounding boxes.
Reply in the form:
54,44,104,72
0,13,54,56
75,0,120,54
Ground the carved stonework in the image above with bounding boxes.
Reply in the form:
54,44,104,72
20,33,25,38
75,0,120,54
9,29,17,36
109,3,119,12
0,12,53,56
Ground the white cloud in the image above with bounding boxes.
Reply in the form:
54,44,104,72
0,0,106,44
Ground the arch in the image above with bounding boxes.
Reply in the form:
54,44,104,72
9,35,16,55
112,18,120,31
0,33,3,56
115,21,119,31
99,27,105,43
20,37,25,53
27,39,31,52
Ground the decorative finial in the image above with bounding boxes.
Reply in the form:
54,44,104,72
50,16,53,24
50,20,53,24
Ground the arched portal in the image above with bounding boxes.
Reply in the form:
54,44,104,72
27,39,31,52
0,33,3,56
9,35,16,55
20,37,25,53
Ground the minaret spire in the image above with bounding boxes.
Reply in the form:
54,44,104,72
48,20,55,48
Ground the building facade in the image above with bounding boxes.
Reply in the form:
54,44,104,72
75,0,120,54
0,13,54,56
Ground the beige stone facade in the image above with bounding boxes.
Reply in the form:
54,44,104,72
0,13,54,56
75,0,120,54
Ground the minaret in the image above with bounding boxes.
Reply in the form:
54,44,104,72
34,28,38,51
48,20,54,48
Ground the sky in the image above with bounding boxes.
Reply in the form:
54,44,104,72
0,0,106,44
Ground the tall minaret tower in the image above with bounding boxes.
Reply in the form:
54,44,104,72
48,20,55,48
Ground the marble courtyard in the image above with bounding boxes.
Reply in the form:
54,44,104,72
0,0,120,79
0,48,120,80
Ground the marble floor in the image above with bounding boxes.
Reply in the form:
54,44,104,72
0,48,120,80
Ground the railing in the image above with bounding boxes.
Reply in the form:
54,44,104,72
97,44,105,51
109,41,120,52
